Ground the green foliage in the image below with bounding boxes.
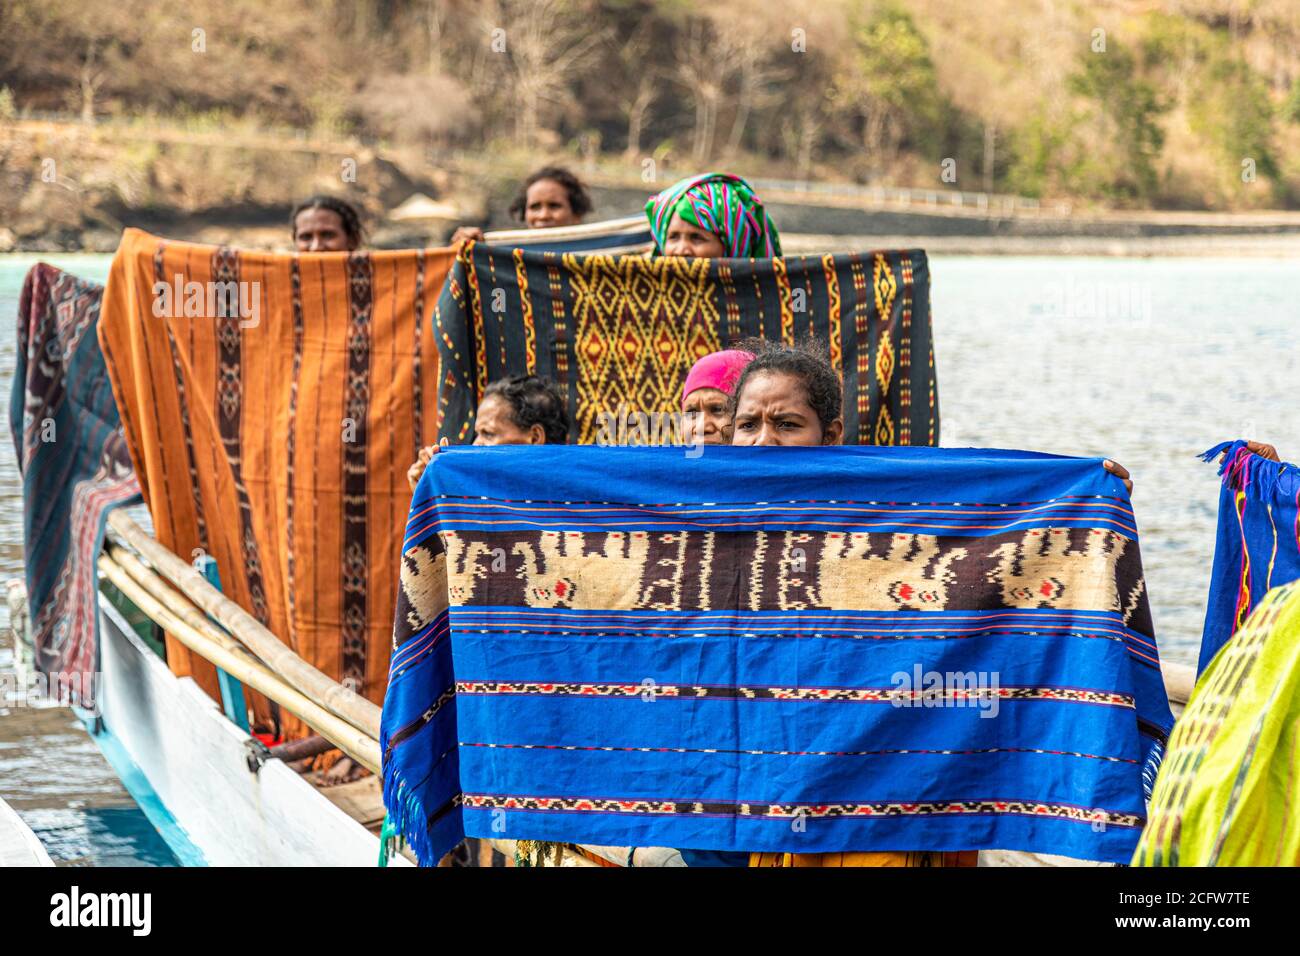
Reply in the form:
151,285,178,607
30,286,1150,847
3,0,1300,209
1190,54,1279,183
1285,78,1300,125
1004,112,1072,198
834,3,946,166
1067,43,1167,199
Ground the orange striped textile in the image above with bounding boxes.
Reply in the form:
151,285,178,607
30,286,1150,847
98,228,454,737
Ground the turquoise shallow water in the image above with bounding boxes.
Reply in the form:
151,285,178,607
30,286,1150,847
0,251,1296,863
0,696,179,866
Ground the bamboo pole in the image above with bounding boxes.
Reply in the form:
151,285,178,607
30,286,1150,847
97,553,382,773
106,543,262,670
105,511,382,739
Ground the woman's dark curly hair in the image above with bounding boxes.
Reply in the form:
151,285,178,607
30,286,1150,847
482,375,570,444
290,195,365,248
729,337,844,434
508,166,593,223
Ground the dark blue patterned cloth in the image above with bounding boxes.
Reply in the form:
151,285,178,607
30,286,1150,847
1197,440,1300,674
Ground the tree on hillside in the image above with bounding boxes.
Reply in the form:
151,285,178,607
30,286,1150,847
704,1,789,159
1,1,144,121
1068,42,1167,199
831,4,945,179
1192,54,1280,187
487,0,609,148
613,16,661,159
673,17,743,164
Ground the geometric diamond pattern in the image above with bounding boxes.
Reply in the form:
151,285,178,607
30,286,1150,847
875,330,894,394
569,255,720,443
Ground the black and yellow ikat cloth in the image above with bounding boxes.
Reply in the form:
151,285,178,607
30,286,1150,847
433,244,939,446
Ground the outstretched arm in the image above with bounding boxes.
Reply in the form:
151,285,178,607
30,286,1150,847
1245,440,1281,463
1103,459,1133,495
407,440,448,491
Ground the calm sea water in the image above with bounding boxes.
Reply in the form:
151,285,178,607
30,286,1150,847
0,252,1296,862
930,256,1299,660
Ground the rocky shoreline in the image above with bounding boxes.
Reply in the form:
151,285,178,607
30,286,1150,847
6,119,1300,256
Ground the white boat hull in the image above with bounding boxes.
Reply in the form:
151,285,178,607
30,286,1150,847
0,795,53,867
96,595,404,866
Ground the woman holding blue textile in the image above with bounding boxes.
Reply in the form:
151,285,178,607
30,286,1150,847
406,375,569,490
645,172,781,258
680,349,755,446
727,338,978,867
677,341,970,866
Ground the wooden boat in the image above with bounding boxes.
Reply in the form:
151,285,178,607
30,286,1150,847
81,514,673,867
0,795,53,867
90,588,402,866
8,507,410,867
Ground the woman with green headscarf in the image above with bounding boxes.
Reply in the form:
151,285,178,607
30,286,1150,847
644,172,781,259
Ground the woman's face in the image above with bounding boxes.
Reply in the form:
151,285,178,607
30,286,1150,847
473,395,544,445
662,211,727,258
730,371,843,447
681,387,733,445
294,208,354,252
524,179,580,229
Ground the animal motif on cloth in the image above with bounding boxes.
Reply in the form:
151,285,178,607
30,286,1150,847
814,532,969,611
443,533,494,606
987,528,1127,611
399,546,449,637
433,244,939,448
512,531,653,609
381,445,1173,867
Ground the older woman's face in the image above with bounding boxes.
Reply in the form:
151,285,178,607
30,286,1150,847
525,179,580,229
681,387,733,445
663,211,727,258
473,395,543,445
294,208,353,252
731,371,842,447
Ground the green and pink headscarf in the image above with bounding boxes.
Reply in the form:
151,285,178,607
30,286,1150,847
645,172,782,258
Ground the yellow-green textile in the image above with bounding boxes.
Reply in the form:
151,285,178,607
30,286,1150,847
1134,581,1300,866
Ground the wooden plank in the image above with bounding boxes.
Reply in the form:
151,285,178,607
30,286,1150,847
96,595,408,867
98,551,380,772
314,777,386,829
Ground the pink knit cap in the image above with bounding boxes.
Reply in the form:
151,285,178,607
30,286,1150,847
681,349,754,406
